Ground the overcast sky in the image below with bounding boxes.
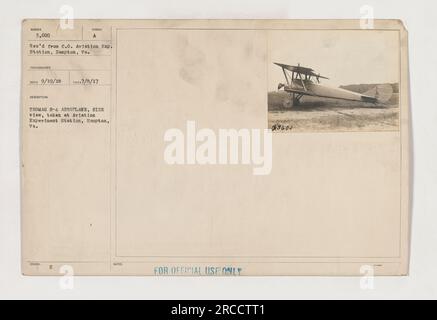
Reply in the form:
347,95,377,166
267,30,400,90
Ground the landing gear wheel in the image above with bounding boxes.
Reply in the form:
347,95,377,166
292,93,302,107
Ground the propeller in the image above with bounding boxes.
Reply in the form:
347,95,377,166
278,83,285,90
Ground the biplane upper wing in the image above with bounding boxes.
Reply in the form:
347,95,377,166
274,62,329,79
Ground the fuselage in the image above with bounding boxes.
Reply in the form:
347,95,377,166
284,80,377,103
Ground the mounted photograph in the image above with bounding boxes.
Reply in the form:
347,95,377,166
267,30,400,132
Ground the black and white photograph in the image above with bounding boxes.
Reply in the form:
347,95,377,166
268,30,400,132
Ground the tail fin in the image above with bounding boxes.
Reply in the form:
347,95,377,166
363,84,393,103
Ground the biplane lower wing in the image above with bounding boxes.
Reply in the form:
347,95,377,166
283,83,378,103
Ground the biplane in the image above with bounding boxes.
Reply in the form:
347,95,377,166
274,62,392,107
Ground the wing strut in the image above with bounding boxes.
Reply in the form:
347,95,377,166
297,72,307,92
281,67,290,85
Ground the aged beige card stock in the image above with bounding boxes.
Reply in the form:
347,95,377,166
21,20,410,276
